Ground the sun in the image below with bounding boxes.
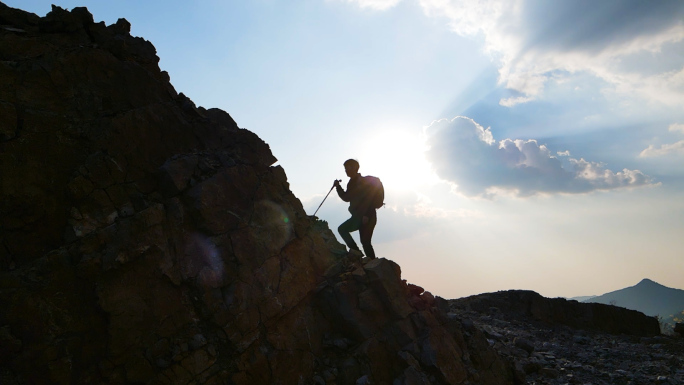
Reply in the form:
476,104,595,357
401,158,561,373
358,130,440,193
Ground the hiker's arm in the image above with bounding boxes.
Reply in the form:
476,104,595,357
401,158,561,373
335,181,351,202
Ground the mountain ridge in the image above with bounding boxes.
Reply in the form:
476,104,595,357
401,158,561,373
582,278,684,331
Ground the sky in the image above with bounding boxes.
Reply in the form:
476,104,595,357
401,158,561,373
9,0,684,299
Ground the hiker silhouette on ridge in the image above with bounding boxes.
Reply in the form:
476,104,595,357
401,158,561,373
333,159,381,260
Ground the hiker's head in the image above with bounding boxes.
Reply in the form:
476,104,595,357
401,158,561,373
343,159,359,177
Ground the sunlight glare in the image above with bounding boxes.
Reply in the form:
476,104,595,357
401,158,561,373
358,130,440,193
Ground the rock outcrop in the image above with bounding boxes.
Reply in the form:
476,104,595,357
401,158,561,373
450,290,661,337
0,4,516,384
676,323,684,337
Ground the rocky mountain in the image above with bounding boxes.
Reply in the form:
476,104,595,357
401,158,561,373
583,279,684,331
1,3,679,385
0,3,517,384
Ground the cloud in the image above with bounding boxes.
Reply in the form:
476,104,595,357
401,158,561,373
336,0,684,104
640,141,684,158
669,123,684,133
416,0,684,106
499,95,534,107
425,116,654,197
640,122,684,157
340,0,403,10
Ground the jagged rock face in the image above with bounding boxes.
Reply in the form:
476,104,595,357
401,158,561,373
451,290,661,337
0,4,515,384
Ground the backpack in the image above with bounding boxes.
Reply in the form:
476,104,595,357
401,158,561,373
363,176,384,209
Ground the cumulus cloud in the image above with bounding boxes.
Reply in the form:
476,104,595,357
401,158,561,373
425,116,654,197
416,0,684,106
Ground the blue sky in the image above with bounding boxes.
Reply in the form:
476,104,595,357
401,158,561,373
9,0,684,298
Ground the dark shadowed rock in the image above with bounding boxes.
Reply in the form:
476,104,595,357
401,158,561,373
0,3,517,384
451,290,661,337
675,323,684,337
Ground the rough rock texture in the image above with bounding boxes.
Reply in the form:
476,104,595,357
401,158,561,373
451,290,661,337
449,296,684,385
676,323,684,337
0,4,516,384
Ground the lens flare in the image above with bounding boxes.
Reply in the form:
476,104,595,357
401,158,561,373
182,233,225,288
252,200,294,253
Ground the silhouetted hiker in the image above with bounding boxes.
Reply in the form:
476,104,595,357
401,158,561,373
334,159,384,260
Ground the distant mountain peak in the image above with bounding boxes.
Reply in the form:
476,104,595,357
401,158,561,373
585,278,684,323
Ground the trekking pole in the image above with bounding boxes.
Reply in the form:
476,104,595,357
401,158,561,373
313,180,340,217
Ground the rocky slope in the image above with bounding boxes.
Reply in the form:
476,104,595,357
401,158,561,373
0,4,515,384
449,292,684,384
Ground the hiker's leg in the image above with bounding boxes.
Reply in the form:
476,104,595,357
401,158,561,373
338,217,361,251
360,215,377,259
